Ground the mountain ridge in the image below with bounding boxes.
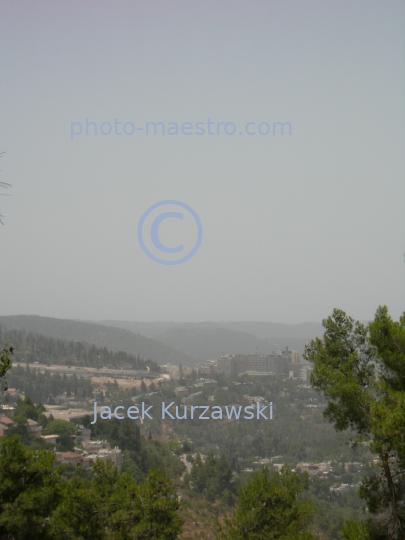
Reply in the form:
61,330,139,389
0,315,195,366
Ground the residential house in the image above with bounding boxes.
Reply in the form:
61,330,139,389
87,447,123,472
82,439,111,452
75,426,91,442
0,415,14,437
55,451,91,470
0,406,15,419
27,418,43,438
41,434,59,445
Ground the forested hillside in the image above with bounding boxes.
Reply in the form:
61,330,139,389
0,326,160,371
0,315,195,365
6,365,94,403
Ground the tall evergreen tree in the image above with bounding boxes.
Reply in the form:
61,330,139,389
216,466,316,540
304,306,405,539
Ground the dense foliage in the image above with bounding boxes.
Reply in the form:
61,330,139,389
184,452,235,503
0,435,183,540
6,364,94,404
305,306,405,539
216,465,316,540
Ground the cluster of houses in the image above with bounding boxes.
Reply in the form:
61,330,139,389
296,460,363,478
174,379,218,404
237,458,363,494
0,405,123,472
296,460,335,478
55,427,123,472
0,405,44,438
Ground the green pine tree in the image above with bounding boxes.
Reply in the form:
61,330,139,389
304,306,405,539
216,465,316,540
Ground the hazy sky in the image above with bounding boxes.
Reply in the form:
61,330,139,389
1,1,404,323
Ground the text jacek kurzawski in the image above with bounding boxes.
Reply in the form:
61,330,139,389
91,401,273,424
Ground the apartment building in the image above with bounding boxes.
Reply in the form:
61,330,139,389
86,447,123,472
299,365,313,382
217,352,291,377
175,387,189,398
194,360,217,374
194,348,306,380
160,363,180,379
216,354,235,376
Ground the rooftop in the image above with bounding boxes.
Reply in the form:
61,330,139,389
59,452,82,459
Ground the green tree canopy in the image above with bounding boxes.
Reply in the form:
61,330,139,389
216,465,316,540
166,439,183,456
0,435,183,540
43,419,75,438
186,452,234,503
13,395,45,423
0,435,62,540
304,306,405,540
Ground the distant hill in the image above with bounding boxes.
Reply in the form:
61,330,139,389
97,321,219,339
220,321,324,340
98,320,324,363
98,320,324,340
0,315,195,366
153,328,313,363
155,327,262,361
